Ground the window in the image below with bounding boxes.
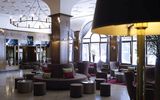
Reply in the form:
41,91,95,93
121,36,137,65
82,44,89,61
120,36,156,66
81,25,109,63
132,42,137,65
100,43,107,62
69,36,73,62
147,48,156,65
121,42,131,64
146,41,156,65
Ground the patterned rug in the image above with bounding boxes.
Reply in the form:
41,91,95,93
107,79,126,85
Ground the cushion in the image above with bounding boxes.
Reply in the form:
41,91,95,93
63,72,74,78
42,67,50,73
42,72,51,79
63,67,74,78
63,67,73,72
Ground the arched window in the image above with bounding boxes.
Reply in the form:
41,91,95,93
81,22,109,63
90,33,100,62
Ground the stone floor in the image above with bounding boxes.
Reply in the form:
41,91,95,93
0,65,19,72
0,70,130,100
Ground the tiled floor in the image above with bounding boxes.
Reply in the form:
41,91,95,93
0,70,130,100
0,65,19,72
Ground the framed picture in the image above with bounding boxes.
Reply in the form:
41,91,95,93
27,36,33,45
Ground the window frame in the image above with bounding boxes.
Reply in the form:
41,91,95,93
120,36,156,66
82,31,109,63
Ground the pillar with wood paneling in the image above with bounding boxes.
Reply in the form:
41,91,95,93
50,13,71,64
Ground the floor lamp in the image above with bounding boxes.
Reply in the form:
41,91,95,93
92,0,160,100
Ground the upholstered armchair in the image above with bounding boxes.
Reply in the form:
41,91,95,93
76,61,90,78
125,70,155,100
145,67,155,83
109,61,119,77
124,71,136,100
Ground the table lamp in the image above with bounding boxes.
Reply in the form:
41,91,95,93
92,0,160,100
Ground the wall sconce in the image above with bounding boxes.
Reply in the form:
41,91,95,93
111,45,116,50
0,29,4,33
74,46,78,50
57,17,61,23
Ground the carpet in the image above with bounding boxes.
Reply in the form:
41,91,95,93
107,79,126,85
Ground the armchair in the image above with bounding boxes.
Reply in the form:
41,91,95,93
109,61,119,77
124,71,136,100
76,61,90,78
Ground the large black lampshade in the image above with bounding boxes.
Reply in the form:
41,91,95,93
92,0,160,35
92,0,160,100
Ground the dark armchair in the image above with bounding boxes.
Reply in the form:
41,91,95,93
145,67,155,83
124,71,136,100
76,61,90,78
125,70,155,100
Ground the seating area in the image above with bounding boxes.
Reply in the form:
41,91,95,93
5,58,156,100
0,0,159,100
34,73,87,90
14,68,113,98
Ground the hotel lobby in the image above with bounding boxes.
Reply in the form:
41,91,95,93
0,0,159,100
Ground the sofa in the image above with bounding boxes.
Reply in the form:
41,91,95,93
47,63,75,78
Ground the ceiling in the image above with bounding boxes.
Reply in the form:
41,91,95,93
71,0,96,31
71,0,96,18
0,0,96,33
0,0,50,16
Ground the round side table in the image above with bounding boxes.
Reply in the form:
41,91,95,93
15,77,24,89
70,83,83,98
17,80,33,93
34,82,46,96
100,82,111,97
82,81,95,94
95,78,106,90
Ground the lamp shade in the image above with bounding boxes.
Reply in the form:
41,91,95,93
92,0,160,36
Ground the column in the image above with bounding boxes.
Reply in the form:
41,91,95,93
110,36,118,61
50,13,71,64
73,31,80,62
